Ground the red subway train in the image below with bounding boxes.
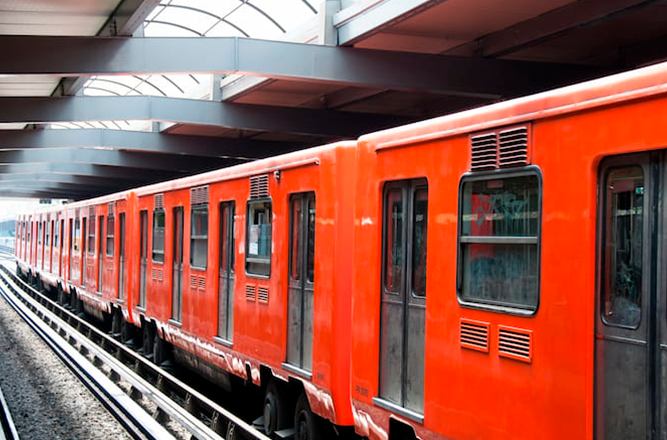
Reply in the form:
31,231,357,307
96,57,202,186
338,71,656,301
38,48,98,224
14,61,667,439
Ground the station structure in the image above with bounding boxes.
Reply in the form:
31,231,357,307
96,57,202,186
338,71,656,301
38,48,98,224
0,0,666,199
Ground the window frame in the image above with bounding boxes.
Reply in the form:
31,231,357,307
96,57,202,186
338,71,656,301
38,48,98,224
190,203,209,270
152,208,166,264
456,166,543,316
245,198,272,278
106,215,115,257
87,216,96,255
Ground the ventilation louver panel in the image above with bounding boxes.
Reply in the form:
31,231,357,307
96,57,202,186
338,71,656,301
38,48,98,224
191,186,209,205
154,193,164,209
258,287,269,303
470,133,498,171
498,326,532,363
198,277,206,291
250,175,269,199
470,124,531,171
460,319,490,353
190,276,197,289
499,127,529,167
245,285,256,301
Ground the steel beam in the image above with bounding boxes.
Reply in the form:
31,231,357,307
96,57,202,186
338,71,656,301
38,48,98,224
334,0,446,46
0,36,607,97
0,189,93,200
0,149,235,172
0,129,299,159
0,173,144,189
0,163,181,181
0,97,409,137
447,0,661,57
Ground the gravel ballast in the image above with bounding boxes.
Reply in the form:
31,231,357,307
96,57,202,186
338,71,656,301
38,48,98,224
0,292,133,440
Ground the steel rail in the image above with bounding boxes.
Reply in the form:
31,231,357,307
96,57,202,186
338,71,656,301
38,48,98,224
0,383,19,440
0,261,270,440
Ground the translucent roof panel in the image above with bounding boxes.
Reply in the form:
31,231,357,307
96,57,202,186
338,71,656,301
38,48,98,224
77,0,319,129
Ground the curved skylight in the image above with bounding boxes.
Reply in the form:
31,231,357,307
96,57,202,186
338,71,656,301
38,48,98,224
66,0,320,132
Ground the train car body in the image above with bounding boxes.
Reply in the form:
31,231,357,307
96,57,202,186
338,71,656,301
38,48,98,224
349,62,667,439
131,141,357,429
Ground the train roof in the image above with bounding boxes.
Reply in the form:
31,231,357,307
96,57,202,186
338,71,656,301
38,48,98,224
133,140,357,197
360,60,667,150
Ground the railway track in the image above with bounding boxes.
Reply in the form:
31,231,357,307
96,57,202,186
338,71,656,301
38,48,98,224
0,383,19,440
0,257,271,440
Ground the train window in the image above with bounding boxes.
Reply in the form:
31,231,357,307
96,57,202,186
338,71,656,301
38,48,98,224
458,170,541,312
152,209,165,263
45,221,51,247
246,199,272,277
601,166,644,328
190,204,208,269
88,216,96,255
74,218,80,252
106,215,115,257
38,222,43,246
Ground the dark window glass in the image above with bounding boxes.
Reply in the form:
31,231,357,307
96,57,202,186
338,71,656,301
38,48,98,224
38,222,43,245
190,204,208,269
412,188,428,297
88,216,96,255
54,220,60,248
602,166,644,327
458,173,540,310
152,209,165,263
219,202,235,273
290,199,302,281
246,200,272,276
384,188,404,294
45,221,51,247
307,197,316,283
106,216,115,257
74,219,81,252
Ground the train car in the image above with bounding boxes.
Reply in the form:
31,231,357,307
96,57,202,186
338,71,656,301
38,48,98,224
59,192,134,321
349,62,667,439
128,141,357,438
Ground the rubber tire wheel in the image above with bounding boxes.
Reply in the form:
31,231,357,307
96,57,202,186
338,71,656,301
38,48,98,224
226,421,245,440
263,381,289,435
294,393,324,440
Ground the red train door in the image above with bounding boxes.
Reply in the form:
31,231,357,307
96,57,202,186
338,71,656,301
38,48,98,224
378,180,428,418
139,210,148,308
217,201,235,342
286,192,316,373
118,213,126,300
596,153,666,439
172,207,184,322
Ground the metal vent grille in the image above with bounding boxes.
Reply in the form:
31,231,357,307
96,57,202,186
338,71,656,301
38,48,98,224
108,202,115,216
152,268,157,279
198,277,206,291
157,270,163,282
460,319,490,353
498,127,529,167
257,287,269,303
191,186,210,205
498,326,532,363
470,133,498,171
250,175,269,199
190,275,197,289
470,125,530,171
154,193,164,209
245,285,256,301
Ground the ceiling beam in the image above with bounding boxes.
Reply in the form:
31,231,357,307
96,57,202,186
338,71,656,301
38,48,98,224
55,0,161,97
0,189,92,200
0,148,236,172
0,96,410,137
0,173,145,189
0,36,608,98
0,129,299,160
0,163,183,181
0,181,111,195
447,0,662,58
334,0,445,46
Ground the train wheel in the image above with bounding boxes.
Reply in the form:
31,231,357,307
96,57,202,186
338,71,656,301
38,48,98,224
263,381,289,435
293,393,324,440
